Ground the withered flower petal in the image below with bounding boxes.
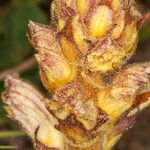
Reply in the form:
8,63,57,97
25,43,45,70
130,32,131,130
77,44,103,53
2,76,64,149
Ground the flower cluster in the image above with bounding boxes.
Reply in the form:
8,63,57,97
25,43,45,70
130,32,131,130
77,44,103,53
2,0,150,150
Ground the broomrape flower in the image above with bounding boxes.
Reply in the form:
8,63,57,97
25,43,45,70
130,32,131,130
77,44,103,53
2,0,150,150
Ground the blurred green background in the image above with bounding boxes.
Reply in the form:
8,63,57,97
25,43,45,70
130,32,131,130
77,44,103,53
0,0,150,149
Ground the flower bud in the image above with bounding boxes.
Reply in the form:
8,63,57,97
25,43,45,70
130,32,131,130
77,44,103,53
88,5,112,38
98,65,150,120
28,21,76,92
86,38,125,73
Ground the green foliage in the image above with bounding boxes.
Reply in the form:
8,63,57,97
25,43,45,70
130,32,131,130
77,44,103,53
0,146,17,149
0,131,24,138
0,0,48,69
13,0,43,6
139,23,150,41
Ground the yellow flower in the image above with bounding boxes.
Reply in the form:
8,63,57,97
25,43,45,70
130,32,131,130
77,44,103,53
28,21,76,92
